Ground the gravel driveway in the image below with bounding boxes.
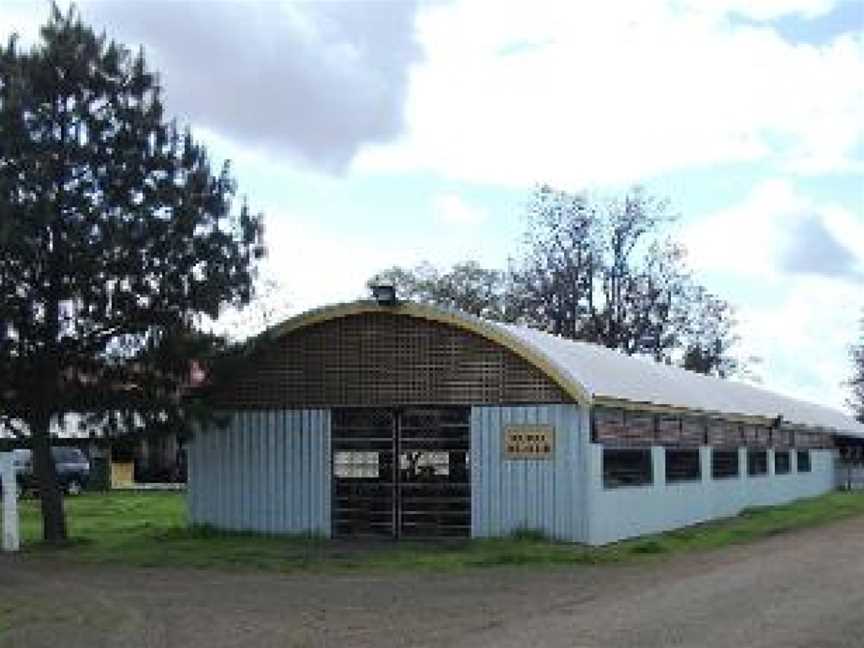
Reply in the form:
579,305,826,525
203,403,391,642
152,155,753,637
2,515,863,648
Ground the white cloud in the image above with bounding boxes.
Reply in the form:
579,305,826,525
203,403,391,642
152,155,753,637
686,0,838,20
257,213,419,313
201,209,441,339
680,180,808,280
240,208,505,318
433,193,488,226
5,1,859,185
680,179,864,280
354,1,863,188
680,180,864,410
735,278,860,410
0,1,422,173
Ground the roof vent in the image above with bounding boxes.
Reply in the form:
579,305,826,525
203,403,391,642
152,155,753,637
370,284,398,306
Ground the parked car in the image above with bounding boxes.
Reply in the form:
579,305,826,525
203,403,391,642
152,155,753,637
1,447,90,496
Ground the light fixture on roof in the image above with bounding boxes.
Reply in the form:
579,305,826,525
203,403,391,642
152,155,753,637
370,284,398,306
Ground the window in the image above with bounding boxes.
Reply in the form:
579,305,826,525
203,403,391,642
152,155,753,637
711,450,739,479
400,451,451,480
665,449,701,482
334,451,380,479
12,449,31,467
603,448,652,488
797,450,811,473
748,450,768,476
774,450,790,475
51,447,85,464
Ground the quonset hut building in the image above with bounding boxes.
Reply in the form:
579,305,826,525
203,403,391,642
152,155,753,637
189,300,864,544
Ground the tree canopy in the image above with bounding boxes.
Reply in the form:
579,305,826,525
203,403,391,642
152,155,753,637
511,185,743,376
0,6,264,541
368,261,513,321
369,186,745,378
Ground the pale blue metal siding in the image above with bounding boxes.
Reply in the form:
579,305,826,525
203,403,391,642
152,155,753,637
585,445,838,545
471,404,588,542
188,409,331,535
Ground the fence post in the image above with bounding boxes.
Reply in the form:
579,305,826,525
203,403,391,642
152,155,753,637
1,452,20,552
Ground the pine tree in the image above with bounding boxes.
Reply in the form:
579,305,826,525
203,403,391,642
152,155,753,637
0,6,264,541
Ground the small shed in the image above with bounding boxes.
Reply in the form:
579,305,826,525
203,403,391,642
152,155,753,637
188,300,864,544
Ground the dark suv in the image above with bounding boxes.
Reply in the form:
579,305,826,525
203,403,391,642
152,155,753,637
4,447,90,496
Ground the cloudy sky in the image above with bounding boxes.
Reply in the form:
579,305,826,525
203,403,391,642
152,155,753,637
2,0,863,411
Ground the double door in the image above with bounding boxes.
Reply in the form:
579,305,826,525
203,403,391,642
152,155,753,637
331,407,470,538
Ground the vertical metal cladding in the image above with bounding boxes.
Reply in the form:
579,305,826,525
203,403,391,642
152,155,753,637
471,404,587,542
188,409,331,535
585,444,839,545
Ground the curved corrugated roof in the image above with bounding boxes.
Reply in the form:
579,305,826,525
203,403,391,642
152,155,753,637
268,300,864,439
494,323,864,438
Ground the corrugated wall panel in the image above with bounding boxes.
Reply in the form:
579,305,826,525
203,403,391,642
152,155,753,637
585,444,839,545
471,404,586,542
188,409,331,536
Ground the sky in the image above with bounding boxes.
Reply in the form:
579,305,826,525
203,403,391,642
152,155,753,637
1,0,863,412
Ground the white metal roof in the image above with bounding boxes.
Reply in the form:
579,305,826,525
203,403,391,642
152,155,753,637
494,321,864,439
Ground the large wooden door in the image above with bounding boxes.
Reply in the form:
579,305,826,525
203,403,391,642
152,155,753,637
331,407,471,538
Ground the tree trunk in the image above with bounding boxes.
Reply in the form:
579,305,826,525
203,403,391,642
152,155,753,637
30,413,67,543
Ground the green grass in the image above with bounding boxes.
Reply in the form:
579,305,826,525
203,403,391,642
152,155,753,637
5,490,864,572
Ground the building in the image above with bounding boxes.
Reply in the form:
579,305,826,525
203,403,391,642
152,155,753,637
188,300,864,544
0,412,185,486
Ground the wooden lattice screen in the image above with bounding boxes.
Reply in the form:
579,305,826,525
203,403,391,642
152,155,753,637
593,406,835,448
794,429,834,449
210,312,570,408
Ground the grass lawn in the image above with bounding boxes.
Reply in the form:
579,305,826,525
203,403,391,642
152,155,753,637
5,490,864,572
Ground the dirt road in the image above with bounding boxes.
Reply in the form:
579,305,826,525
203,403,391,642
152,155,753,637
2,516,863,648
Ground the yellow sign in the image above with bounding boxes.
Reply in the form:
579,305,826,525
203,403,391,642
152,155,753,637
504,425,554,459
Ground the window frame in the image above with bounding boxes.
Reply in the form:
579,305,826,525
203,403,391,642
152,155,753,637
747,449,768,476
711,449,740,480
665,448,701,483
797,449,812,473
774,450,791,475
602,447,653,489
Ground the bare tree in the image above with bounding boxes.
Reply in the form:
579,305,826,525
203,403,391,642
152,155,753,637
511,185,742,376
591,189,678,352
511,185,598,337
368,186,744,378
679,286,740,378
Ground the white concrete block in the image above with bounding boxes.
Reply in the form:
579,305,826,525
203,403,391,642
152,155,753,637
1,452,20,552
